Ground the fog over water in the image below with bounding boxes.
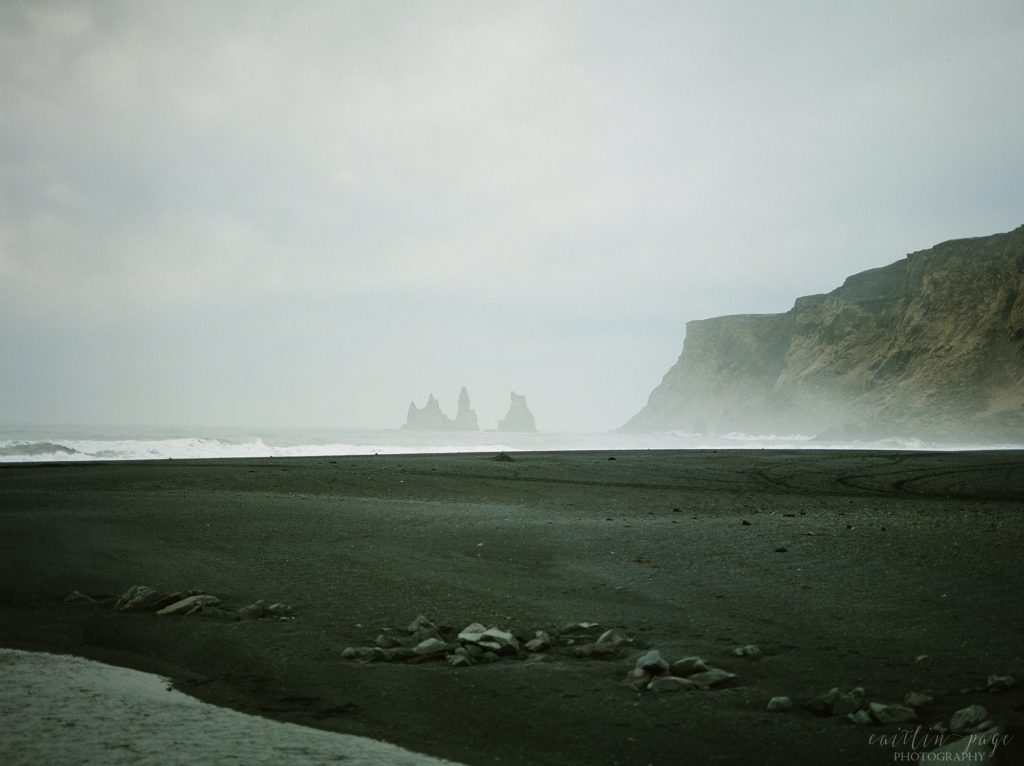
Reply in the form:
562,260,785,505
2,2,1022,433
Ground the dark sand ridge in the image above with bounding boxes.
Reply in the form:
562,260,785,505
1,450,1022,765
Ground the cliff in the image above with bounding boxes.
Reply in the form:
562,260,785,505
622,225,1024,441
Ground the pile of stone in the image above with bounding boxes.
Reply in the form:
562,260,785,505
341,617,636,666
807,685,917,724
623,650,739,693
83,585,295,622
805,676,1016,738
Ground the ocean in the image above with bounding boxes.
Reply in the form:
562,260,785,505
1,423,1015,463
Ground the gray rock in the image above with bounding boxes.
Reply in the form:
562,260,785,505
157,594,220,616
447,652,473,667
411,626,443,643
559,622,601,635
766,696,793,712
950,704,989,734
904,691,934,707
115,585,165,612
671,657,710,677
847,709,873,725
634,650,669,674
524,637,550,653
457,622,488,643
237,601,267,620
986,674,1017,692
413,637,448,656
807,687,841,716
479,627,519,653
570,642,619,659
648,676,697,693
688,668,737,689
869,702,916,724
341,646,380,661
265,602,293,617
376,634,401,649
732,644,761,658
623,667,652,691
407,614,438,634
63,590,96,603
596,628,628,646
833,688,866,716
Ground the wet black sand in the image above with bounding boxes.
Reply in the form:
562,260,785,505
2,450,1023,765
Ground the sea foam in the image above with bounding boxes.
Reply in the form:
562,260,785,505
0,425,1016,463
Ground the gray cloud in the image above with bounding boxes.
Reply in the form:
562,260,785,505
2,1,1023,430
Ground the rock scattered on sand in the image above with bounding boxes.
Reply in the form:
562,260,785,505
671,657,711,677
596,628,628,647
237,601,267,620
106,585,292,622
478,627,519,654
158,594,221,616
847,709,873,725
986,674,1016,692
832,687,866,716
688,668,738,690
867,702,916,724
767,696,793,712
457,623,488,643
634,650,670,675
115,585,166,612
624,667,652,691
341,618,636,668
648,677,697,693
63,590,96,603
808,687,867,717
904,691,934,707
950,704,989,734
413,638,449,656
524,631,553,652
732,644,761,658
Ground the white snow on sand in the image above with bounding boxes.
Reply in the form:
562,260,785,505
0,648,463,765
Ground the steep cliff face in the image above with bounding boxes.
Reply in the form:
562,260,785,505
623,225,1024,441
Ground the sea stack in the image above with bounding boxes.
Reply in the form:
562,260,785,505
497,391,536,432
403,389,480,431
453,386,479,431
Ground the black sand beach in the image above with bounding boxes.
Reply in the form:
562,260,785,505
2,450,1023,765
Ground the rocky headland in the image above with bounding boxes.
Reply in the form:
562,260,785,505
623,225,1024,442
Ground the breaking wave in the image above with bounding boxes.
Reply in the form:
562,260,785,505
0,426,1017,463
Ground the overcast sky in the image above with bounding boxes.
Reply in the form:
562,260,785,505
2,1,1022,432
